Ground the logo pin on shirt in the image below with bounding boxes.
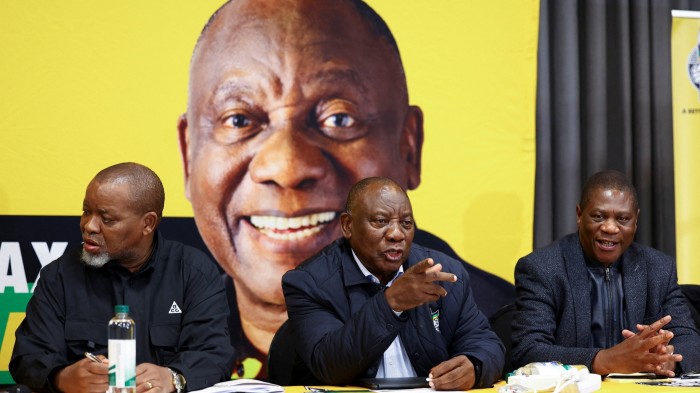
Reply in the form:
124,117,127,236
169,301,182,314
431,308,440,332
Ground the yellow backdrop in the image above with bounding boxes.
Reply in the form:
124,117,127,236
671,11,700,284
0,0,538,282
0,0,539,383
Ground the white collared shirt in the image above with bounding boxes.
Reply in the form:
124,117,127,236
351,250,417,378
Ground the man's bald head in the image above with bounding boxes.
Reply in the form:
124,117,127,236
93,162,165,220
345,177,409,215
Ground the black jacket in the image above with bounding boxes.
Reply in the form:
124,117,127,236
513,233,700,372
282,238,505,388
10,231,235,391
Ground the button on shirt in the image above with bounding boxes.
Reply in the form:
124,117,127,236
351,250,417,378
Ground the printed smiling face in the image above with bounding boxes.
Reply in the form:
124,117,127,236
178,0,423,305
576,187,639,266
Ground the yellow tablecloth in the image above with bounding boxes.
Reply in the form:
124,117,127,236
285,378,699,392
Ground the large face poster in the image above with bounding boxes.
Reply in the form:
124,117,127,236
0,0,538,383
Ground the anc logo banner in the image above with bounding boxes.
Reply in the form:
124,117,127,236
671,10,700,284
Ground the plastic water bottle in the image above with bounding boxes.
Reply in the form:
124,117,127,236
108,305,136,393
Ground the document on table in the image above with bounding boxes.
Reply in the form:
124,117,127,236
605,372,668,383
189,379,285,393
637,379,700,387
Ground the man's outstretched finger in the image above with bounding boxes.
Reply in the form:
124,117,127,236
431,271,458,283
406,258,435,274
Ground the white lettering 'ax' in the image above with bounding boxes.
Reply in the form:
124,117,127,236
169,301,182,314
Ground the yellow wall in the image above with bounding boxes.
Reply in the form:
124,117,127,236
671,13,700,284
0,0,538,284
0,1,539,383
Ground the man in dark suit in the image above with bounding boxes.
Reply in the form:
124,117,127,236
282,177,504,390
513,170,700,376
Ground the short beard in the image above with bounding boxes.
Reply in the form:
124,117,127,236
81,249,110,268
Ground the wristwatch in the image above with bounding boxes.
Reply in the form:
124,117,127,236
167,367,187,393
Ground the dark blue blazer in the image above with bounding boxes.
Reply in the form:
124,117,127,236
512,233,700,373
282,238,505,388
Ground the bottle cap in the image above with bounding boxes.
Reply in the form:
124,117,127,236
115,305,129,313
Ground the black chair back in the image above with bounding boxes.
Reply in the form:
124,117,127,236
268,319,320,385
680,284,700,331
488,303,515,378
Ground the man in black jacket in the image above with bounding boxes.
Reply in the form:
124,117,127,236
10,163,234,392
283,177,504,389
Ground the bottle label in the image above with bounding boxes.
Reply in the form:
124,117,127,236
109,339,136,387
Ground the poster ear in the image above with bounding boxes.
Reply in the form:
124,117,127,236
177,114,192,200
402,105,424,190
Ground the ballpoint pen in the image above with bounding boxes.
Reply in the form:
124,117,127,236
84,352,102,363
